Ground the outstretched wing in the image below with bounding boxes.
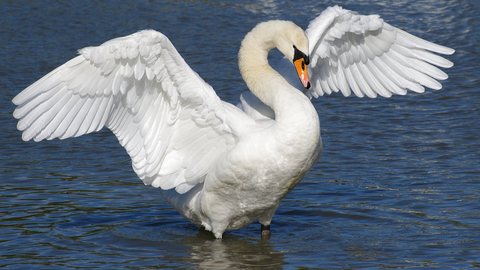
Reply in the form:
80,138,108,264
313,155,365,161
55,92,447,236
13,30,236,194
276,6,454,98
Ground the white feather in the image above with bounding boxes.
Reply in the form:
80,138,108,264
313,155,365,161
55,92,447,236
275,5,454,99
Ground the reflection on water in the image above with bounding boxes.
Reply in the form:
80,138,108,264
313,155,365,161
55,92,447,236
1,0,480,268
186,239,283,269
86,221,286,269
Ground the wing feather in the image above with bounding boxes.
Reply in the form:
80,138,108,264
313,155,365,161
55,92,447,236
290,5,454,98
13,30,237,194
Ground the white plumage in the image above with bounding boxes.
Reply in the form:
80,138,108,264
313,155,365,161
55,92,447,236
12,6,453,238
275,6,454,98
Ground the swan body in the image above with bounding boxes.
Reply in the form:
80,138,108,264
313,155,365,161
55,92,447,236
12,6,453,238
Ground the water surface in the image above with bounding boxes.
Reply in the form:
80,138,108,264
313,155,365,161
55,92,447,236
1,0,479,268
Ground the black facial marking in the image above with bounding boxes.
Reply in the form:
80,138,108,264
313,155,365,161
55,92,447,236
293,45,309,65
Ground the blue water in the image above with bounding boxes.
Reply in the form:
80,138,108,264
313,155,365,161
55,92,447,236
1,0,479,268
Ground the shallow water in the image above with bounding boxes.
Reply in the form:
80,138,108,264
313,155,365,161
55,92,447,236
1,0,479,268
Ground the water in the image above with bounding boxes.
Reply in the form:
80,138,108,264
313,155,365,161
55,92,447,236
1,0,479,268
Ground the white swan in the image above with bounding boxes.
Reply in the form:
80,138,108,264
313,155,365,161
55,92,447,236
12,6,454,239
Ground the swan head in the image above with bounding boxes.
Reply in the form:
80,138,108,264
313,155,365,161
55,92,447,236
272,21,311,89
239,20,312,93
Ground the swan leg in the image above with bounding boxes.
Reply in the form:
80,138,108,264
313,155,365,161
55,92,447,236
261,224,271,239
258,204,278,239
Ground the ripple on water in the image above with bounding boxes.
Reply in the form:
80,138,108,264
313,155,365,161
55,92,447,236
1,0,480,268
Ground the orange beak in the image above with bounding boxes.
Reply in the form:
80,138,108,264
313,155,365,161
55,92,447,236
294,58,311,89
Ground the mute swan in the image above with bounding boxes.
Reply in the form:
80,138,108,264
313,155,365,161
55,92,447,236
12,6,454,239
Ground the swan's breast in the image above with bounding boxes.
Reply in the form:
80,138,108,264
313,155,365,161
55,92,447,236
202,126,320,221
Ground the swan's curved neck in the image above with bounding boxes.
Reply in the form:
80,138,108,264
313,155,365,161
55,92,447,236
238,22,285,108
238,21,314,123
